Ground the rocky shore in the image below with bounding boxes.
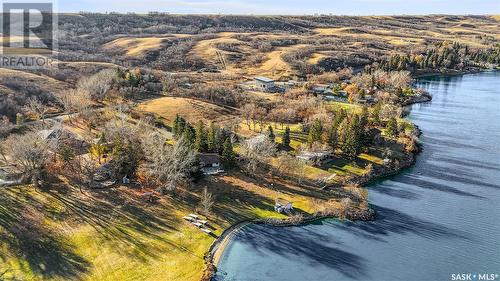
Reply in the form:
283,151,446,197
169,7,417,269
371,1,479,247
401,91,433,106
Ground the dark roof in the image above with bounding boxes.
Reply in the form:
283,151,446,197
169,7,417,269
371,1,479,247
198,153,221,164
254,76,274,83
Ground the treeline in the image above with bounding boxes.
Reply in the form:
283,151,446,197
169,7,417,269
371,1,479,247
307,108,370,159
172,115,235,164
375,42,500,72
306,106,403,159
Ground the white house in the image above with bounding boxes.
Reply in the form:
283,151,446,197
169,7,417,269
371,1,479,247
254,76,275,91
297,151,332,166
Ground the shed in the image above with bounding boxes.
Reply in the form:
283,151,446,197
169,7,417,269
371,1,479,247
275,198,293,214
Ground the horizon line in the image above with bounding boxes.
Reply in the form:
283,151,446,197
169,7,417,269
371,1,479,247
56,12,499,17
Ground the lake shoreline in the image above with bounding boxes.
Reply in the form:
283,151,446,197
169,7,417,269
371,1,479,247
202,208,377,281
201,97,430,281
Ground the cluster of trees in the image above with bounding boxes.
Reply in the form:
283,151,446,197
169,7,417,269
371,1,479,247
242,96,324,133
306,105,404,159
306,108,370,159
0,129,57,187
151,38,205,71
172,115,235,165
376,42,500,72
0,113,209,194
239,136,277,173
115,68,162,99
266,125,291,150
142,134,197,193
0,76,55,122
349,70,414,102
351,70,411,92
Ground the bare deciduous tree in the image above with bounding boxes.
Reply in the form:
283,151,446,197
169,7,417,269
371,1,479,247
142,134,197,194
240,136,276,173
199,187,214,215
77,69,115,101
1,130,58,186
56,89,92,121
24,97,50,125
340,197,353,217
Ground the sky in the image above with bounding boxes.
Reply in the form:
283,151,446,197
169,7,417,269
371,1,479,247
56,0,500,15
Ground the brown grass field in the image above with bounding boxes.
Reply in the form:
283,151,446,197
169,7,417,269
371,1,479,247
137,97,238,125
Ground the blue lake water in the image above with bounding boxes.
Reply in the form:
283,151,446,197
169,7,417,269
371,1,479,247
215,71,500,281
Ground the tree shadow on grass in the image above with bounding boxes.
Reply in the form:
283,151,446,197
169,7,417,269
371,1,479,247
204,176,278,225
0,188,90,279
45,185,196,262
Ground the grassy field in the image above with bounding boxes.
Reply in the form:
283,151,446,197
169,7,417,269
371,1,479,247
103,34,191,57
0,68,69,94
0,168,342,280
137,97,238,125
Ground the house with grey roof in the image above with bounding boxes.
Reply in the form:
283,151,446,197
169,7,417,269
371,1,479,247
254,76,275,91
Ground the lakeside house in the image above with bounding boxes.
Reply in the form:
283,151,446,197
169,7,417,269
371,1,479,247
38,128,89,155
358,95,377,105
91,163,116,188
297,151,332,166
198,153,224,175
311,85,348,102
311,85,330,95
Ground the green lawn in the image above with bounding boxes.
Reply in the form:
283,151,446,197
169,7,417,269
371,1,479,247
0,185,214,281
0,170,343,281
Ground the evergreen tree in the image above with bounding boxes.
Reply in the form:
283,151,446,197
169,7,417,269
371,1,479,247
337,118,349,146
267,125,275,142
215,128,227,154
183,123,196,146
386,117,398,138
222,138,235,166
342,116,362,159
207,123,217,152
111,139,139,177
172,114,180,136
372,102,382,125
176,117,186,139
97,132,107,145
328,123,338,151
194,120,208,152
359,108,369,145
360,106,369,128
332,109,347,128
307,119,323,146
281,126,291,149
